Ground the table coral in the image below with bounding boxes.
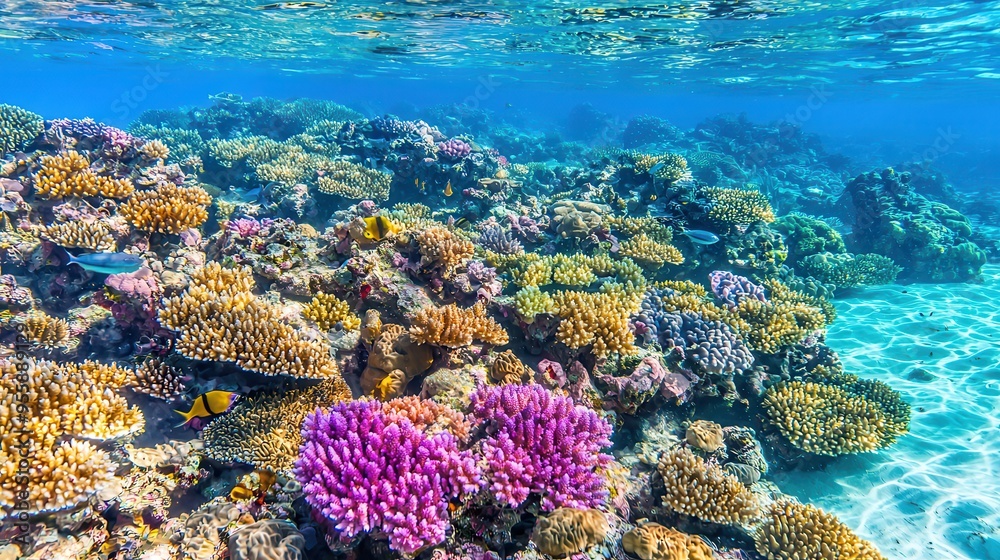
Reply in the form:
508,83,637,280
294,400,481,554
620,233,684,268
621,522,713,560
120,182,212,234
409,302,509,348
657,447,759,526
800,252,901,289
469,384,613,510
158,263,344,379
530,508,608,558
755,501,886,560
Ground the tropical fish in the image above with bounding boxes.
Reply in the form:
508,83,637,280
682,229,720,245
444,180,453,197
174,390,239,428
453,217,471,229
361,216,401,241
67,252,143,274
648,161,666,175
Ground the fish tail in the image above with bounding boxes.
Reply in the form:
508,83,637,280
173,407,195,428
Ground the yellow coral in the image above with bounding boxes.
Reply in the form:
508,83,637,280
159,263,346,381
316,160,391,200
119,183,212,234
409,302,509,348
621,522,713,560
34,150,134,199
42,219,116,251
531,508,609,558
140,139,170,160
657,447,759,525
13,311,70,349
303,293,360,331
552,285,641,357
734,298,825,353
0,439,116,517
705,187,776,225
755,501,887,560
414,226,475,279
620,233,684,268
514,286,556,320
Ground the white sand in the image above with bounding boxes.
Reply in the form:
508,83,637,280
770,266,1000,559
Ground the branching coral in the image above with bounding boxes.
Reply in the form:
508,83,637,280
734,297,826,354
762,381,906,456
302,293,360,331
414,226,475,279
120,183,212,234
139,139,170,161
130,358,187,401
627,152,690,182
469,384,613,511
34,150,135,199
158,263,343,379
409,302,508,348
203,379,348,472
552,286,642,357
0,103,43,154
382,396,471,441
800,252,901,289
620,233,684,268
531,508,609,558
12,311,71,349
42,219,117,251
514,286,557,320
705,187,775,225
294,400,481,554
621,522,713,560
316,160,391,200
657,447,759,525
755,501,887,560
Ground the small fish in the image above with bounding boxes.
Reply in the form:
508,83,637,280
454,217,471,229
68,252,143,274
682,229,720,245
648,161,666,175
361,216,401,241
174,390,239,428
444,180,453,197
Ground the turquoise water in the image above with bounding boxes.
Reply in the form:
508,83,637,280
1,2,999,560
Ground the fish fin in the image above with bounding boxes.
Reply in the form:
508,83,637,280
173,407,195,428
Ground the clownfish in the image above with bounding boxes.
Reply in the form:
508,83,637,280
174,390,239,428
361,216,401,241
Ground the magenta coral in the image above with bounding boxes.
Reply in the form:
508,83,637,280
227,217,263,238
469,384,613,511
295,400,481,554
437,138,472,160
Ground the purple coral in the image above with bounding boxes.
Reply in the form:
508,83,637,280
227,217,262,238
105,268,160,299
469,384,612,511
709,270,767,310
47,117,105,140
659,311,754,375
478,223,523,255
437,138,472,160
295,400,481,554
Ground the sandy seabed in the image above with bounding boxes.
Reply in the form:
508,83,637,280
772,266,1000,559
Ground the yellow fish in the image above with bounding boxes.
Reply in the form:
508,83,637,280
174,390,238,428
361,216,401,241
444,180,453,197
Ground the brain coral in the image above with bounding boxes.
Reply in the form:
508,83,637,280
657,447,759,526
531,508,609,558
229,520,305,560
119,183,212,234
755,500,887,560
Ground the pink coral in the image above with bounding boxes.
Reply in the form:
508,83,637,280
437,138,472,160
105,268,160,299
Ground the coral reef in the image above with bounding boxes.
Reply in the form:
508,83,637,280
120,183,212,234
409,302,509,347
657,447,759,526
755,501,886,560
621,522,713,560
530,508,608,558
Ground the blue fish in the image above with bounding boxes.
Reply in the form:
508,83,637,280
682,229,720,245
648,161,666,175
68,252,143,275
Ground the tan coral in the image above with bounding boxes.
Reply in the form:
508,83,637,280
531,508,608,558
34,150,135,199
0,439,116,517
158,263,346,380
42,220,117,251
620,233,684,268
130,358,187,401
552,286,641,357
360,324,434,400
140,139,170,161
409,302,509,348
621,522,713,560
686,420,725,453
551,200,608,239
303,293,360,331
657,447,759,526
705,187,776,225
14,311,71,349
316,160,391,200
119,183,212,234
414,226,475,279
755,501,887,560
490,350,528,384
382,396,471,441
229,520,305,560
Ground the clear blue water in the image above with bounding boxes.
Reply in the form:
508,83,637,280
2,2,1000,559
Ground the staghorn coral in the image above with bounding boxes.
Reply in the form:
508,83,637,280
621,522,713,560
42,219,117,251
409,302,509,348
158,263,344,380
686,420,725,453
414,226,475,279
530,508,609,558
203,379,348,472
705,187,776,225
490,350,529,384
229,520,305,560
0,104,43,154
302,292,360,331
34,150,135,199
620,233,684,268
295,400,481,554
755,501,887,560
130,358,186,401
552,286,642,357
762,381,906,456
316,160,391,200
119,183,212,234
800,252,901,289
469,384,613,511
657,447,759,525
